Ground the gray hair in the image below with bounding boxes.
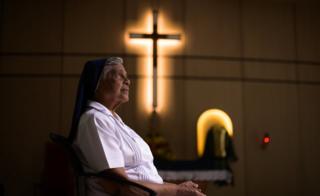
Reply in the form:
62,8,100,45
95,57,124,91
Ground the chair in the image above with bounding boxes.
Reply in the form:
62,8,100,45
49,132,157,196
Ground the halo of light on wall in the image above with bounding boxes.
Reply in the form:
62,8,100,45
125,10,182,114
197,109,234,157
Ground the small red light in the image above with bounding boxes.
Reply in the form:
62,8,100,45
261,133,271,149
263,136,270,144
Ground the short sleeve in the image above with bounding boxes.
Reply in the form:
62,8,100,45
76,113,125,172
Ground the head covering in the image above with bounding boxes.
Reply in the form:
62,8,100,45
69,57,124,142
68,58,106,142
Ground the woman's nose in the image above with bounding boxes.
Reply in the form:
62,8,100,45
125,77,130,85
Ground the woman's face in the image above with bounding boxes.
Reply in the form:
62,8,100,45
103,64,130,105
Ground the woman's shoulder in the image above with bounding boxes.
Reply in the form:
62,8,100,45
80,109,116,130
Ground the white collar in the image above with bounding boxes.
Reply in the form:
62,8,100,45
87,100,123,122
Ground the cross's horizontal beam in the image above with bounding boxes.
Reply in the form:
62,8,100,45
129,33,181,40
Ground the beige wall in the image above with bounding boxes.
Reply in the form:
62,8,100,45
0,0,320,196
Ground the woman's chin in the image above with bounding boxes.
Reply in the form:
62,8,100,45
121,96,129,103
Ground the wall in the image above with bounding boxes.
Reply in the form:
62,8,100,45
0,0,319,196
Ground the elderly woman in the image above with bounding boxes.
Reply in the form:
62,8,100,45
71,57,205,196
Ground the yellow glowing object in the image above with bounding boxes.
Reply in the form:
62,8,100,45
197,109,234,157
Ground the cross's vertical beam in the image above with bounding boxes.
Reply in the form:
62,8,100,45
152,10,158,110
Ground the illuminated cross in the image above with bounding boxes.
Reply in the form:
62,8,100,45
129,9,181,112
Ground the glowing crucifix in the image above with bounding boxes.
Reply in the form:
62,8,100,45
129,9,181,112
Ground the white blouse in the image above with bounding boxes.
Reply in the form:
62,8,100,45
74,101,163,184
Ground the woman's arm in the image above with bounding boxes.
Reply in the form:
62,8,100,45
97,168,205,196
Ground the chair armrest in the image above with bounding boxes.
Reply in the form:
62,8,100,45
86,172,157,196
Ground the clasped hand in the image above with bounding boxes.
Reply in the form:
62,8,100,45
177,181,206,196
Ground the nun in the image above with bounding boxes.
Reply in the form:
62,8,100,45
70,57,205,196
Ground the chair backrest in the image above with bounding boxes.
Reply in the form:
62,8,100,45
49,132,86,196
50,133,85,175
